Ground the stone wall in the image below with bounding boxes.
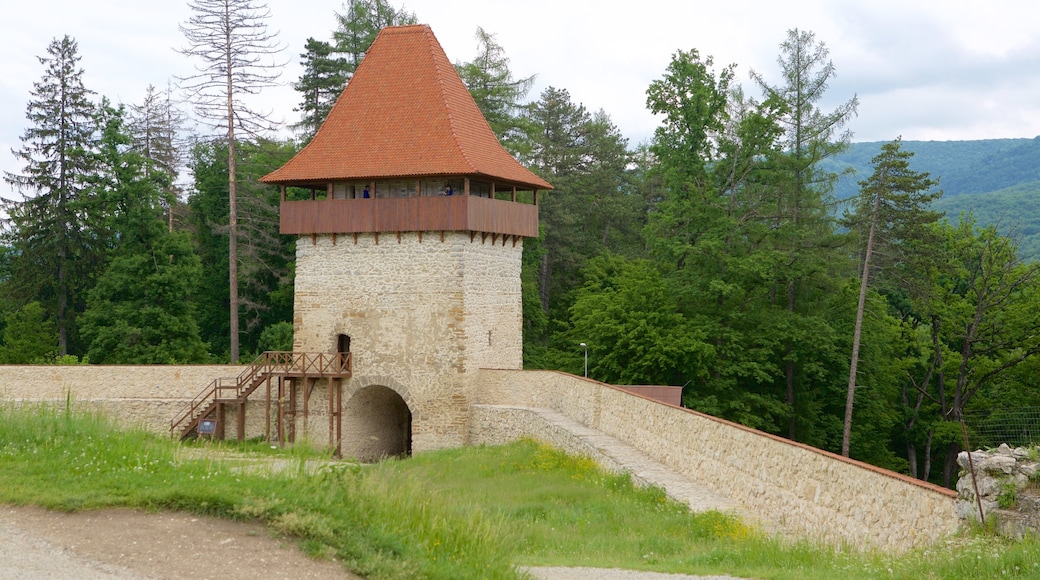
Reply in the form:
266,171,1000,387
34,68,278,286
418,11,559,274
468,369,961,552
0,365,247,434
292,232,523,452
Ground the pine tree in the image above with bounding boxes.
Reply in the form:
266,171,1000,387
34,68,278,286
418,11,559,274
129,83,186,231
333,0,416,69
841,138,942,456
291,1,416,140
751,29,858,442
456,27,535,155
293,38,348,139
2,35,99,355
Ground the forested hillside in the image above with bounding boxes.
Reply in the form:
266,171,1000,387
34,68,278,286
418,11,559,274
3,1,1040,491
828,138,1040,259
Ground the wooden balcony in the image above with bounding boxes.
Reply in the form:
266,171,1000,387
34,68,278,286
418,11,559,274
280,195,538,238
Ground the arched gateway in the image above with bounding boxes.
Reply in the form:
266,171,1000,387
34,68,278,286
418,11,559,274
255,25,551,458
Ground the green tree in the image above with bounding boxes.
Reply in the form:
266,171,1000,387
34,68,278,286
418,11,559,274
291,1,416,142
293,38,348,139
79,101,208,364
456,27,535,155
751,29,858,439
841,139,942,456
2,35,99,356
0,302,58,363
333,0,416,68
645,51,783,428
523,87,641,361
80,233,208,364
918,218,1040,485
178,0,285,363
187,139,298,358
567,255,712,386
646,49,733,192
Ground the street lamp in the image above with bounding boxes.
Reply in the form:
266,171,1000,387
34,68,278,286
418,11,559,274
579,342,588,378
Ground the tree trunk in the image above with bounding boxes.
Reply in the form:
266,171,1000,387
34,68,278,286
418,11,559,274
923,430,934,482
843,189,881,457
907,444,918,479
227,46,239,364
942,440,960,488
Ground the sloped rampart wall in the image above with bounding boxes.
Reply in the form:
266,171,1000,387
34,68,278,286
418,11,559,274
469,369,960,552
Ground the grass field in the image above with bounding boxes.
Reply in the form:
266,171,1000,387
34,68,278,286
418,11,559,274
1,403,1039,579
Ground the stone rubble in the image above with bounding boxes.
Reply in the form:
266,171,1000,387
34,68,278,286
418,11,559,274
956,443,1040,525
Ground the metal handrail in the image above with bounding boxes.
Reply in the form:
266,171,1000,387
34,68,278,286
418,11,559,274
168,351,352,437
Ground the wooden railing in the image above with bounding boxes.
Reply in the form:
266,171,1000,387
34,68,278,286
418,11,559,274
279,195,538,237
168,351,352,439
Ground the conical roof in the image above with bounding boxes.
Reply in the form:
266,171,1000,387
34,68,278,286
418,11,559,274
261,25,551,191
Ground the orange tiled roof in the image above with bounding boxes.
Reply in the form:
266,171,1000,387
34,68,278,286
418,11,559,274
261,25,551,191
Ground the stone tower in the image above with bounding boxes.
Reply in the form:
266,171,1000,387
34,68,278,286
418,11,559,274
260,25,550,459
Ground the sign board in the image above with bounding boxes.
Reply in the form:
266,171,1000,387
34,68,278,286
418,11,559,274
198,419,217,435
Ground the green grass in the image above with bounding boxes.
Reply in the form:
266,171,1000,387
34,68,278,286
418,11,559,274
2,403,1040,579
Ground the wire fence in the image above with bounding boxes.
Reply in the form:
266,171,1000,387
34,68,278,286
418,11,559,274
963,407,1040,449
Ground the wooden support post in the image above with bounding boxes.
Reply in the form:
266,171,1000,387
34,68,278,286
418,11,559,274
236,399,245,441
288,378,297,443
328,377,335,454
338,378,343,456
280,185,286,202
326,183,333,199
265,376,272,443
277,379,285,445
216,403,226,441
303,377,311,441
464,177,470,196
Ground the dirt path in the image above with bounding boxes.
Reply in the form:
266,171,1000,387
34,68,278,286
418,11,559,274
0,505,746,580
0,505,359,579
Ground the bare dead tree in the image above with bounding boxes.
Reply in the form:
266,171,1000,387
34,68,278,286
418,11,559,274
129,82,188,232
177,0,284,362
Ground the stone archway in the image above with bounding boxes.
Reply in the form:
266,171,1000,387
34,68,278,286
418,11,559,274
341,384,412,461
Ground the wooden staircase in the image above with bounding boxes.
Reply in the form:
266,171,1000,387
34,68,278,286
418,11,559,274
169,351,351,441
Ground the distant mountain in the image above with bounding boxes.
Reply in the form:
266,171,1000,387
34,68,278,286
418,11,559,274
825,138,1036,200
825,138,1040,260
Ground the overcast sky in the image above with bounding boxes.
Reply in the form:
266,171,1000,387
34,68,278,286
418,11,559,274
3,0,1039,185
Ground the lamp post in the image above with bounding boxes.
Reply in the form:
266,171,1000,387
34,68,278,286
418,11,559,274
579,342,588,378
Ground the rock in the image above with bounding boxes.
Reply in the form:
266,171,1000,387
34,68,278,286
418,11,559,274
979,454,1017,475
955,500,982,521
1017,462,1039,479
957,450,989,469
957,472,1000,499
